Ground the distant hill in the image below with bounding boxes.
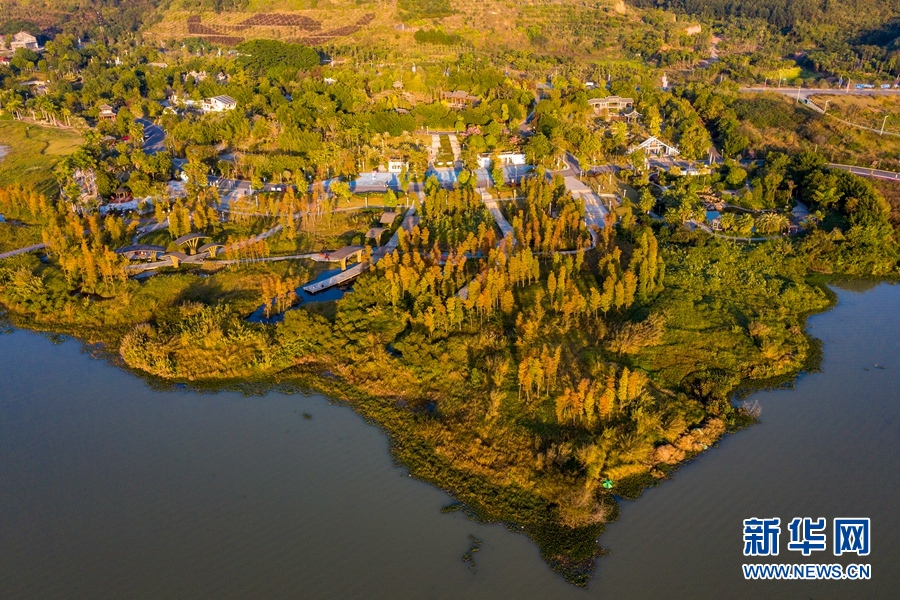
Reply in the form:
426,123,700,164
0,0,169,37
143,0,647,59
628,0,900,37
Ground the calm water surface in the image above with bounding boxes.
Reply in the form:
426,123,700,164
1,284,898,599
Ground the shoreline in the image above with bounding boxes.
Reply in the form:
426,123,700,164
0,277,856,585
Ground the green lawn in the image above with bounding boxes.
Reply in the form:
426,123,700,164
435,134,454,166
0,119,83,196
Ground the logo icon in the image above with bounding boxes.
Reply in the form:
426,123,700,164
743,517,781,556
787,517,827,556
834,518,871,556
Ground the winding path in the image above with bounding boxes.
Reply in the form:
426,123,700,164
0,243,46,260
125,224,283,273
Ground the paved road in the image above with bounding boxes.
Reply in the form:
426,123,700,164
741,87,900,100
829,163,900,181
137,118,166,155
558,153,610,230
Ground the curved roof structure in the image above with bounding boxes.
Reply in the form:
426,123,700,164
173,233,210,246
198,242,226,253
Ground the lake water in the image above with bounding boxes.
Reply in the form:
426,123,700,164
1,284,898,599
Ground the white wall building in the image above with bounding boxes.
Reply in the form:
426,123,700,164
201,95,237,113
477,152,527,169
10,31,39,51
628,136,680,157
387,159,407,173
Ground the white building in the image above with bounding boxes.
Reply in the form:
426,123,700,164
477,152,527,169
628,136,680,157
588,96,634,115
387,159,407,173
201,95,237,113
10,31,39,51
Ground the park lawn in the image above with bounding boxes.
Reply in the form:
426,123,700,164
268,208,384,254
588,174,619,195
436,135,455,166
138,208,396,257
0,120,83,195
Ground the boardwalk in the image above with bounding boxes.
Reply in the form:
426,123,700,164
479,191,514,241
376,204,418,257
302,263,368,294
125,225,283,273
0,243,46,260
304,204,419,294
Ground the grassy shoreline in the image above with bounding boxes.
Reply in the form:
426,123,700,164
0,274,851,585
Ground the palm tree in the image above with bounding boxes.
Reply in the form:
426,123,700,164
755,213,789,235
0,90,22,118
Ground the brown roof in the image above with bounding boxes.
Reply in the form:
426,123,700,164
443,90,477,99
325,245,364,261
365,227,386,239
379,212,398,225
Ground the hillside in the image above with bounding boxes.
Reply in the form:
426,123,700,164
142,0,674,62
0,0,168,37
628,0,900,39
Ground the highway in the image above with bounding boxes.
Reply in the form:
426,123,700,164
829,163,900,181
740,86,900,100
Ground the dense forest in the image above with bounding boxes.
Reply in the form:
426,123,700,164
0,0,168,38
629,0,900,31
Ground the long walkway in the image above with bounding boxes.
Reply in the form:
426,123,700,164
479,191,514,241
302,263,367,294
563,176,610,230
0,243,46,260
125,224,283,273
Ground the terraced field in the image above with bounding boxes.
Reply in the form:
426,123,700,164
146,0,630,52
